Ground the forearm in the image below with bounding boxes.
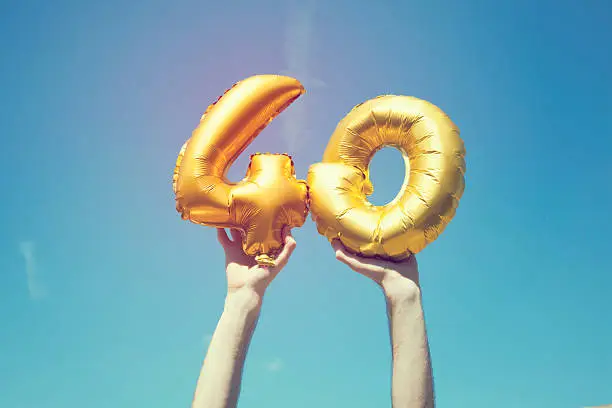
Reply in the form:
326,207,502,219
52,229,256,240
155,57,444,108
192,289,263,408
383,279,434,408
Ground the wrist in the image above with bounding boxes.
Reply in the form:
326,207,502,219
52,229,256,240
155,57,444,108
225,288,263,315
382,274,421,304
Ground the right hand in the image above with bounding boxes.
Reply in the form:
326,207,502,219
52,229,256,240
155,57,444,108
332,239,420,298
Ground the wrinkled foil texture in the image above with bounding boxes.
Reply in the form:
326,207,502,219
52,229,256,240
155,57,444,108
173,75,309,266
308,95,466,260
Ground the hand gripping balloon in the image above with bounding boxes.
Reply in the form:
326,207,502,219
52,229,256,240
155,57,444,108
308,95,466,260
172,75,309,266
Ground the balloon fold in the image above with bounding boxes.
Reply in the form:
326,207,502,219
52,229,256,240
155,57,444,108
307,95,466,260
172,75,309,266
173,77,467,265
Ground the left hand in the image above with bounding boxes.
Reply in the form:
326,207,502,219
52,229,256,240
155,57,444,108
217,227,297,297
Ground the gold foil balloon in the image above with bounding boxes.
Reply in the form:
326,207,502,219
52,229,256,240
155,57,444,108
173,75,309,266
308,95,466,260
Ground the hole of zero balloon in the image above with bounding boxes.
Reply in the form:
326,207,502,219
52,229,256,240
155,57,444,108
366,146,410,207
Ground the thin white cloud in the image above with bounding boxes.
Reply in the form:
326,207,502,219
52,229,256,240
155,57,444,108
280,0,325,152
264,357,284,372
19,241,47,300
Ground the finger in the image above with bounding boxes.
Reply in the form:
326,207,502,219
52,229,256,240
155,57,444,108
230,229,243,243
331,240,366,271
331,239,352,261
334,247,363,270
273,234,297,270
331,238,344,253
217,228,232,249
281,225,292,240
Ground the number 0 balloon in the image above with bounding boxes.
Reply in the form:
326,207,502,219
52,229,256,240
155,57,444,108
308,96,466,260
172,75,466,265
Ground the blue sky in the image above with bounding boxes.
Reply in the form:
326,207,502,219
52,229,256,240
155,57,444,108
1,0,610,407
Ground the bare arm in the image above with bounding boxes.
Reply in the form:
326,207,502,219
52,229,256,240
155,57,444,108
192,289,262,408
192,229,296,408
333,241,434,408
384,276,434,408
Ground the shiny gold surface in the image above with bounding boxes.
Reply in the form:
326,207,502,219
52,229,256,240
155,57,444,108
173,75,309,265
308,95,466,260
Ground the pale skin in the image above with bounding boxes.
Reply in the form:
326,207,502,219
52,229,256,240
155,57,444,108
332,240,435,408
191,230,434,408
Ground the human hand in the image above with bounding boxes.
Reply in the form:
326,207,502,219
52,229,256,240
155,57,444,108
332,240,433,407
218,228,297,298
332,239,420,299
